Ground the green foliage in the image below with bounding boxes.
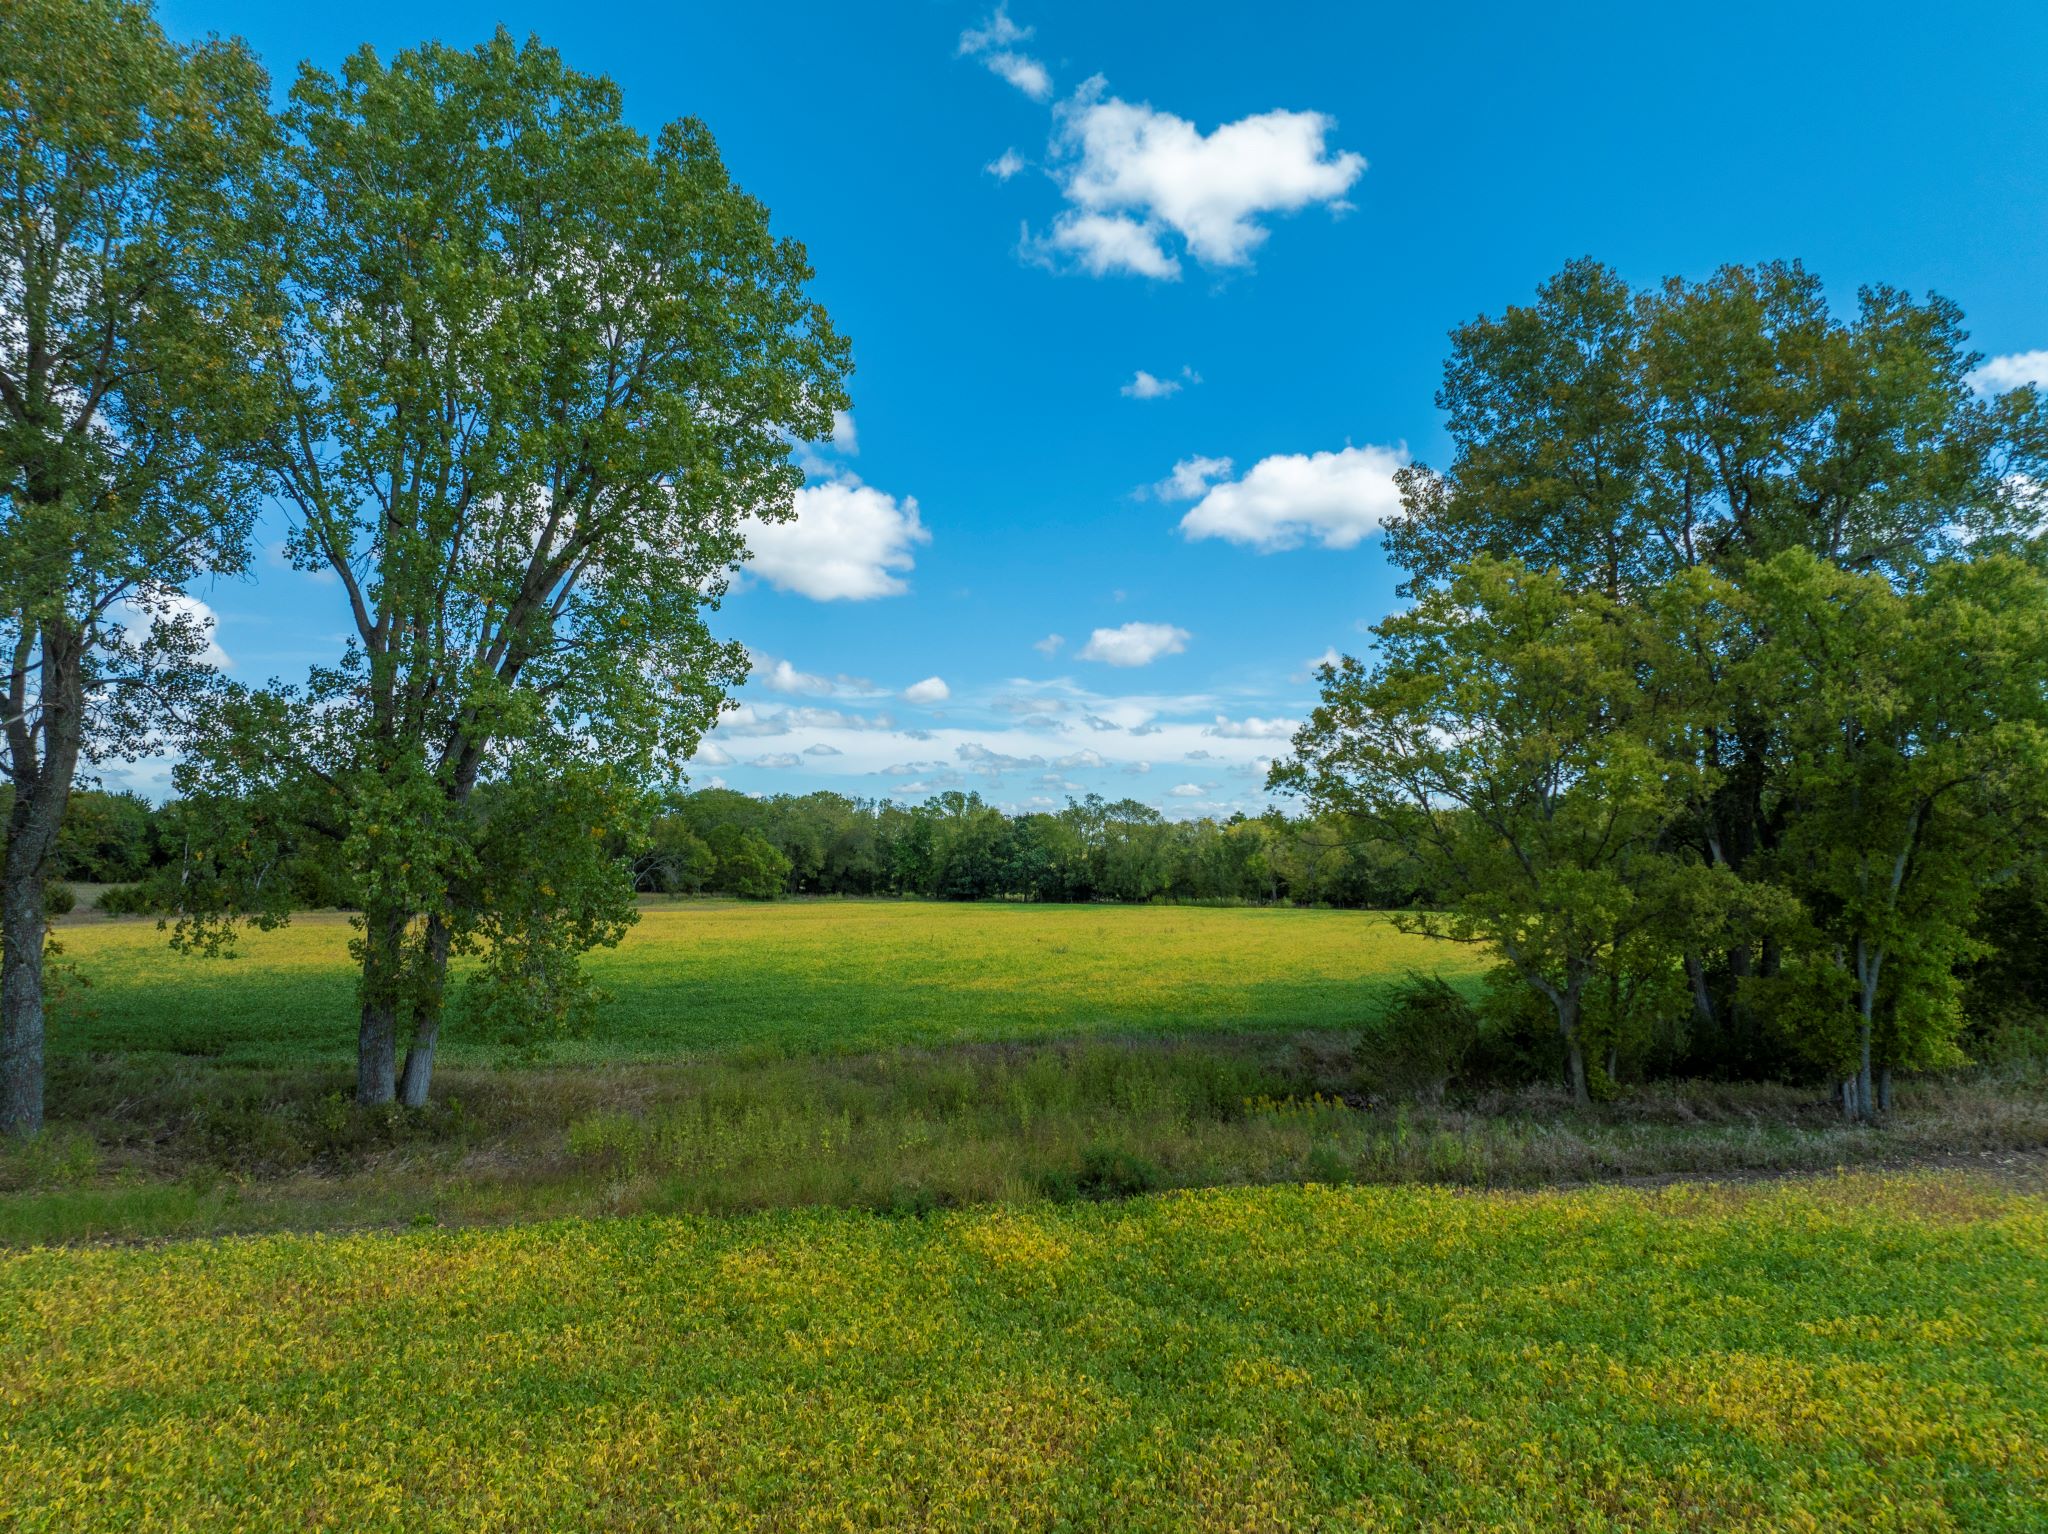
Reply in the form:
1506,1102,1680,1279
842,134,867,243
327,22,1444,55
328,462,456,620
0,0,274,1134
1287,256,2048,1110
1361,974,1480,1102
165,29,850,1105
5,1176,2048,1526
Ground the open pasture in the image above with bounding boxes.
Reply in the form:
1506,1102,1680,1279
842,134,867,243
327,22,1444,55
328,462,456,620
50,901,1480,1066
4,1172,2045,1531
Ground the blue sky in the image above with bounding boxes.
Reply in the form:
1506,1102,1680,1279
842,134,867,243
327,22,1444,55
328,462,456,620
145,0,2048,815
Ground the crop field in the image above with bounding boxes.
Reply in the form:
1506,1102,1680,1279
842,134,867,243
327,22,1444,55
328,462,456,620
3,1172,2044,1531
51,900,1480,1066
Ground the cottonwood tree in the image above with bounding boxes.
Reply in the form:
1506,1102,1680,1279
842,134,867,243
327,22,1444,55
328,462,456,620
1741,550,2048,1120
174,32,849,1106
0,0,270,1136
1274,560,1737,1105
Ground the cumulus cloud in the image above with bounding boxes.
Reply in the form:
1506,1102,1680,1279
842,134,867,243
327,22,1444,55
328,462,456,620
958,5,1052,101
1033,633,1066,656
1168,783,1205,798
1028,80,1364,279
986,148,1028,181
106,593,230,669
1205,714,1297,740
1078,621,1191,667
803,743,844,757
744,480,930,600
1121,365,1198,401
959,742,1048,772
694,742,735,766
1171,443,1407,551
1052,749,1104,769
1972,350,2048,394
750,753,803,769
829,409,859,454
1150,455,1233,500
903,676,951,705
754,656,834,695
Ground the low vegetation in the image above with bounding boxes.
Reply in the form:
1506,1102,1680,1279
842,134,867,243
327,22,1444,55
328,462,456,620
5,1172,2045,1530
43,901,1482,1067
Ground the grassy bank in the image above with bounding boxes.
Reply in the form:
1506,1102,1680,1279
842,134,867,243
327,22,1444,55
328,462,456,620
48,900,1482,1066
6,1037,2044,1245
4,1173,2045,1530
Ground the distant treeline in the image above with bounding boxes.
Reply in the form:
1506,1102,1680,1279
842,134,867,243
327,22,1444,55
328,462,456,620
20,786,1428,910
634,789,1432,907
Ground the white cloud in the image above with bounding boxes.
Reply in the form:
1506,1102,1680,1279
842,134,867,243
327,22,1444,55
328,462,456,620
757,651,835,692
959,6,1052,101
986,148,1028,181
1078,621,1190,667
694,742,735,766
1122,369,1178,400
903,676,951,705
1031,80,1365,280
1034,212,1178,278
959,742,1047,772
750,753,803,769
1052,748,1104,769
1168,783,1205,798
830,409,859,454
107,593,229,669
803,743,844,756
1120,365,1200,400
1303,646,1343,674
1972,350,2048,394
744,480,930,600
1151,454,1233,501
1033,633,1066,656
1173,443,1407,551
1205,714,1297,740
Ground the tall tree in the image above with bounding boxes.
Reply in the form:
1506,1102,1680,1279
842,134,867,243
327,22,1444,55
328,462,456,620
174,32,849,1106
1275,560,1737,1104
1741,550,2048,1119
1389,259,2047,1070
0,0,270,1136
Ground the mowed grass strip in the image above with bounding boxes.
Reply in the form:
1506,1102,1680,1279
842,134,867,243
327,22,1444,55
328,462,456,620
3,1173,2044,1531
52,901,1479,1066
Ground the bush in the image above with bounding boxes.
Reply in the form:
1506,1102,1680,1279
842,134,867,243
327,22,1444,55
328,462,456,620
94,882,156,917
1359,974,1481,1102
1042,1144,1163,1203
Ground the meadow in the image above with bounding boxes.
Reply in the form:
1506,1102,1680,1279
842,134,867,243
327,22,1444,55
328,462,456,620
4,1172,2045,1531
10,898,2046,1246
49,900,1479,1066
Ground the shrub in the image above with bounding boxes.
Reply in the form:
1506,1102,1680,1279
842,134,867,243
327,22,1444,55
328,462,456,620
94,883,156,917
1041,1144,1163,1203
42,881,76,917
1359,973,1481,1101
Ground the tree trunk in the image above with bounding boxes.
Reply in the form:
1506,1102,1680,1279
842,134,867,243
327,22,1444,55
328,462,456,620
356,904,408,1105
397,914,452,1108
1555,983,1590,1108
1877,1065,1893,1116
2,620,82,1139
1,834,51,1139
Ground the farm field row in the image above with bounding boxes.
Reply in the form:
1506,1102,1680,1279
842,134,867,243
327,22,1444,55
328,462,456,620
4,1173,2044,1531
50,900,1480,1066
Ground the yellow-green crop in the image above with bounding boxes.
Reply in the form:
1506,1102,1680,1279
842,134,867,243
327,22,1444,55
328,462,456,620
3,1172,2044,1530
53,901,1480,1065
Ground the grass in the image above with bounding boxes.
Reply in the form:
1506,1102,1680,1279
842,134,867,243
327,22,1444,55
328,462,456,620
3,1172,2045,1530
6,1038,2045,1245
49,899,1483,1067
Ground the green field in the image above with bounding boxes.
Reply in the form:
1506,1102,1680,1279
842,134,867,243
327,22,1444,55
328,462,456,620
53,900,1481,1065
4,1173,2044,1531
